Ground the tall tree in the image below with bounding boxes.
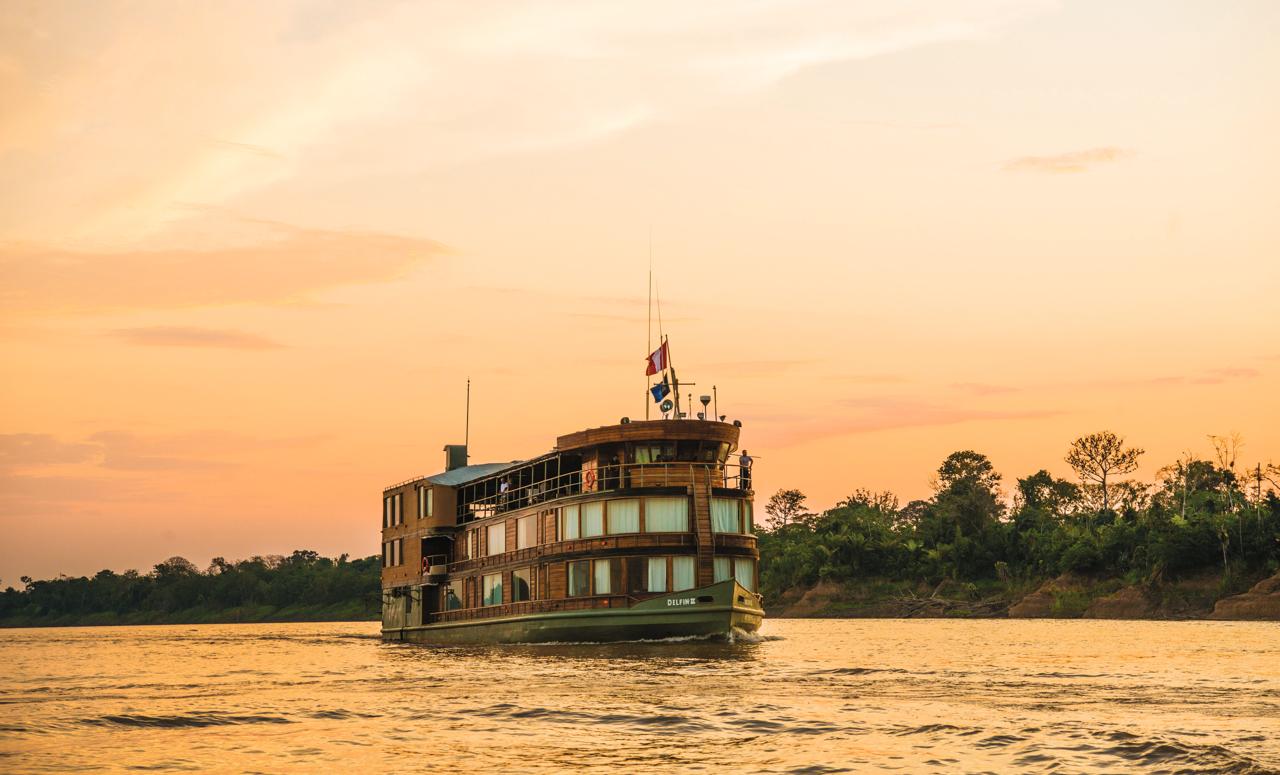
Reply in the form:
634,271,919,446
1065,431,1144,513
764,488,811,529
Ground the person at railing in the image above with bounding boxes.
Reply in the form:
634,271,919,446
498,477,511,510
738,449,753,491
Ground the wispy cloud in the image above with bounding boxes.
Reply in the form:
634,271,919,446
755,397,1062,447
1004,147,1134,174
0,434,100,469
110,326,285,350
951,382,1019,396
0,215,445,312
0,430,328,473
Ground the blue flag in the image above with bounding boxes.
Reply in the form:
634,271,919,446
650,376,671,403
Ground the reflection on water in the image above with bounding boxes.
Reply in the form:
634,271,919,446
2,619,1278,773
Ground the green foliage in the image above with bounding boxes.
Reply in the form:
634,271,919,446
757,448,1280,601
0,551,380,627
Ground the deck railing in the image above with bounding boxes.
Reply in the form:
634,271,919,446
460,461,753,521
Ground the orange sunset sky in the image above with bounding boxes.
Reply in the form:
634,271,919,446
2,1,1277,583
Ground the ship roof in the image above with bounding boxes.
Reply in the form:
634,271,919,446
424,461,524,487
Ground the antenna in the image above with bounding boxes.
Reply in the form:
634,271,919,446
464,378,471,460
646,238,652,421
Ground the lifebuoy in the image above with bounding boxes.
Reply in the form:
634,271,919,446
584,468,597,489
421,556,430,574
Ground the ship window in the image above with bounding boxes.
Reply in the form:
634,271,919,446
734,558,756,592
644,497,689,532
512,567,532,602
711,498,740,533
517,515,538,549
581,501,604,537
713,557,731,583
743,502,753,533
418,486,433,519
486,523,506,555
634,443,675,464
593,559,619,595
607,499,639,534
444,581,463,610
567,560,590,597
561,505,580,540
383,497,390,528
647,557,668,592
482,573,502,606
672,557,695,591
625,558,647,593
393,493,402,525
396,539,403,565
676,440,700,461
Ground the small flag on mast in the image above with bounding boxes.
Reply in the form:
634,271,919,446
645,340,669,376
650,375,671,403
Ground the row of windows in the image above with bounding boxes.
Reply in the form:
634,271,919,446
383,486,435,528
463,496,753,559
442,556,758,610
382,538,404,568
382,493,403,528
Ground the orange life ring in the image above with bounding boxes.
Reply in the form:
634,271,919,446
584,468,597,489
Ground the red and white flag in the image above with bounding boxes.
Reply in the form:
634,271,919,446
645,341,669,376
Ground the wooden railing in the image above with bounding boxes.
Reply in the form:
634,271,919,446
459,461,753,521
430,594,634,624
447,533,699,575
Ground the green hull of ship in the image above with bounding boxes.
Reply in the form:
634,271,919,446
382,580,763,645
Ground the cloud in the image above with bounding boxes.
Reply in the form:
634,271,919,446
110,326,285,350
951,382,1019,396
0,434,101,469
756,398,1062,447
0,430,328,474
0,1,1052,242
1003,147,1135,174
0,216,446,312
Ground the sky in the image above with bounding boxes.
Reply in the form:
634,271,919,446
2,0,1278,583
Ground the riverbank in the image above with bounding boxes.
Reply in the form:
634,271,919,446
0,600,379,628
768,568,1280,620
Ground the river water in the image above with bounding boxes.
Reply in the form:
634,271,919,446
2,619,1277,773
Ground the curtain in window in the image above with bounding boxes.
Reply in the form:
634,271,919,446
562,505,580,540
711,498,739,533
743,501,752,532
644,497,689,532
482,573,503,606
608,499,639,534
713,556,732,582
568,561,590,596
582,501,604,537
593,560,613,594
672,557,695,591
647,558,668,592
487,523,505,555
734,558,755,591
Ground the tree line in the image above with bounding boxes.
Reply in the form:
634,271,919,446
757,431,1280,600
0,550,380,626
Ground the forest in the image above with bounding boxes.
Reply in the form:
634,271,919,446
0,550,381,626
757,431,1280,613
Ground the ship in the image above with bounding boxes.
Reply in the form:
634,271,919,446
379,417,763,644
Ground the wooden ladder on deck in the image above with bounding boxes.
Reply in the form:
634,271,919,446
689,467,716,586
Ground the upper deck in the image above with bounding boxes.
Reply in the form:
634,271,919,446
384,419,747,526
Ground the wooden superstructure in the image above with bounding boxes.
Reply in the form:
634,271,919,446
379,419,762,643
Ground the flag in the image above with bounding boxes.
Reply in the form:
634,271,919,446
645,341,669,376
650,375,670,403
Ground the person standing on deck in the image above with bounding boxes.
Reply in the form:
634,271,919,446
738,450,753,491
